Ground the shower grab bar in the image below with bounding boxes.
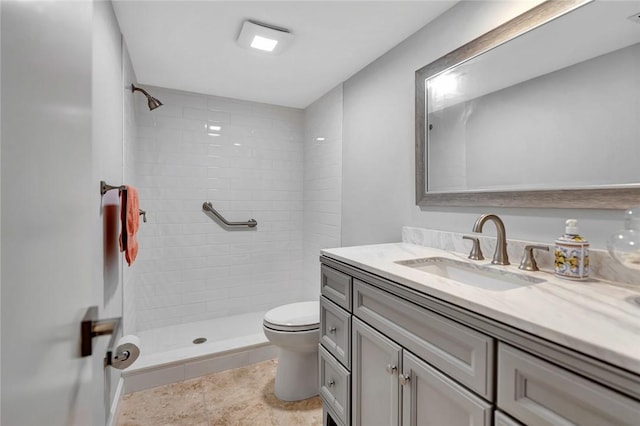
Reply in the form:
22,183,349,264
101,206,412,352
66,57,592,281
202,202,257,228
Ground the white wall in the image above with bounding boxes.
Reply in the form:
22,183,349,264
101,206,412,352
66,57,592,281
303,84,343,300
342,0,626,249
132,87,305,331
0,1,2,422
92,0,136,421
122,41,138,336
93,0,124,323
0,1,3,420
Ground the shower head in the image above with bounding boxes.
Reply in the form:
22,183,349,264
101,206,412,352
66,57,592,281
131,84,163,111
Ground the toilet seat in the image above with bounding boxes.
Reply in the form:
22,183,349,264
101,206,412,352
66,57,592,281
263,301,319,332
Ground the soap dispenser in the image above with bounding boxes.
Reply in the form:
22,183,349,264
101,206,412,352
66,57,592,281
554,219,589,280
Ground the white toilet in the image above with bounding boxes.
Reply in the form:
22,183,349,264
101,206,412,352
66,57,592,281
263,301,320,401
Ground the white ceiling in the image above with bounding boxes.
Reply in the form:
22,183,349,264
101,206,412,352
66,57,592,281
112,1,455,108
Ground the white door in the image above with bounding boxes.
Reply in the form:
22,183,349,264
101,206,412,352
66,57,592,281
2,1,106,424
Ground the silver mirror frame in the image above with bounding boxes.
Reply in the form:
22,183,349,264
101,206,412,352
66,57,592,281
415,0,640,209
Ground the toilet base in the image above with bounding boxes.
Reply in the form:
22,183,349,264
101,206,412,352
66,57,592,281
274,348,319,401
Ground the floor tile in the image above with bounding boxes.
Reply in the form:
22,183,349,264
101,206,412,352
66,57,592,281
118,359,322,426
118,378,207,426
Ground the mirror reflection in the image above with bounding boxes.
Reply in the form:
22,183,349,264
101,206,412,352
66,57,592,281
417,0,640,207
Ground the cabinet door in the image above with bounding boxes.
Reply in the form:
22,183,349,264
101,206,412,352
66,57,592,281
352,318,402,426
401,351,492,426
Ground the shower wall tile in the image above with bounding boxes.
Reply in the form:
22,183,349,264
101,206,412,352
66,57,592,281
302,85,344,301
133,86,305,332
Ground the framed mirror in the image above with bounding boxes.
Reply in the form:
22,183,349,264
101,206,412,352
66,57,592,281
416,0,640,209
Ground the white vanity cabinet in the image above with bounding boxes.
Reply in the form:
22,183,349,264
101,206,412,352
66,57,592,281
497,344,640,425
401,351,492,426
352,317,401,426
319,265,353,426
319,257,640,426
351,316,492,426
494,410,524,426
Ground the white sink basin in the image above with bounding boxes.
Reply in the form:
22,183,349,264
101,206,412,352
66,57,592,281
395,257,545,291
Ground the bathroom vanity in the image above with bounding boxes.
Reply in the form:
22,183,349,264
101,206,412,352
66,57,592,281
318,243,640,426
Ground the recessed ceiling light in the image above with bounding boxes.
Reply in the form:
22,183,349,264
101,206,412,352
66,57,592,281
237,20,293,55
251,35,278,52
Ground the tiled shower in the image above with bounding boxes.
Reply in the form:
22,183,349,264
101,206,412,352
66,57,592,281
122,83,343,357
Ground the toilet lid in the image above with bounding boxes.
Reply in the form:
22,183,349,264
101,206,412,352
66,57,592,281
263,301,319,332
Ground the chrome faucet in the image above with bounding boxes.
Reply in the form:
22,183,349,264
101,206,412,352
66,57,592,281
472,214,509,265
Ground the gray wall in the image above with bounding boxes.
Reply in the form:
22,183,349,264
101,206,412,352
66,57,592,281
303,84,343,299
342,0,626,249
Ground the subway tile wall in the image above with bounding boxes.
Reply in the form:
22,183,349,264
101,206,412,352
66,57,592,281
133,86,305,331
302,85,343,300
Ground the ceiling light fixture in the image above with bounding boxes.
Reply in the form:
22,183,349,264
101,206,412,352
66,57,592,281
237,20,293,55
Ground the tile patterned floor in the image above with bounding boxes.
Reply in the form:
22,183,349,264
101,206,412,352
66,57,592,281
117,359,323,426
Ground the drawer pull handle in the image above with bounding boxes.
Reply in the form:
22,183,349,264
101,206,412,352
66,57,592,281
328,379,335,387
386,364,398,374
399,374,411,386
329,327,337,334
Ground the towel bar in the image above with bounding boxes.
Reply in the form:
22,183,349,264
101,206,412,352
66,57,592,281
202,201,257,228
100,180,126,195
101,181,147,223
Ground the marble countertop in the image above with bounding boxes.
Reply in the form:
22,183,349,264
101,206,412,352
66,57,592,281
321,243,640,375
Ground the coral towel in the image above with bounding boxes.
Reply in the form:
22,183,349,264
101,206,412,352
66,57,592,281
119,186,140,266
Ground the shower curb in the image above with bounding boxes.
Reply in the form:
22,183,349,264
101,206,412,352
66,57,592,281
122,342,277,393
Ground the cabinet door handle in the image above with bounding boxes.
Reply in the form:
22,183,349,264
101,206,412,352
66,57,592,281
328,379,335,387
399,374,411,386
329,327,337,334
386,364,398,374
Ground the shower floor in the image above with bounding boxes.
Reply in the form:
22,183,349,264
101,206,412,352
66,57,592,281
123,310,277,393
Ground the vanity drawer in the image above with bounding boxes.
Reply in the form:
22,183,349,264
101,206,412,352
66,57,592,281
320,345,351,426
353,279,494,399
497,343,640,425
321,265,352,311
320,296,351,368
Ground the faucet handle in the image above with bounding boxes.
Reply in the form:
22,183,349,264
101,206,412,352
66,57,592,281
519,245,549,271
463,235,484,260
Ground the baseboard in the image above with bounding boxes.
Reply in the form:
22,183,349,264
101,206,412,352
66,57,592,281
106,377,125,426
